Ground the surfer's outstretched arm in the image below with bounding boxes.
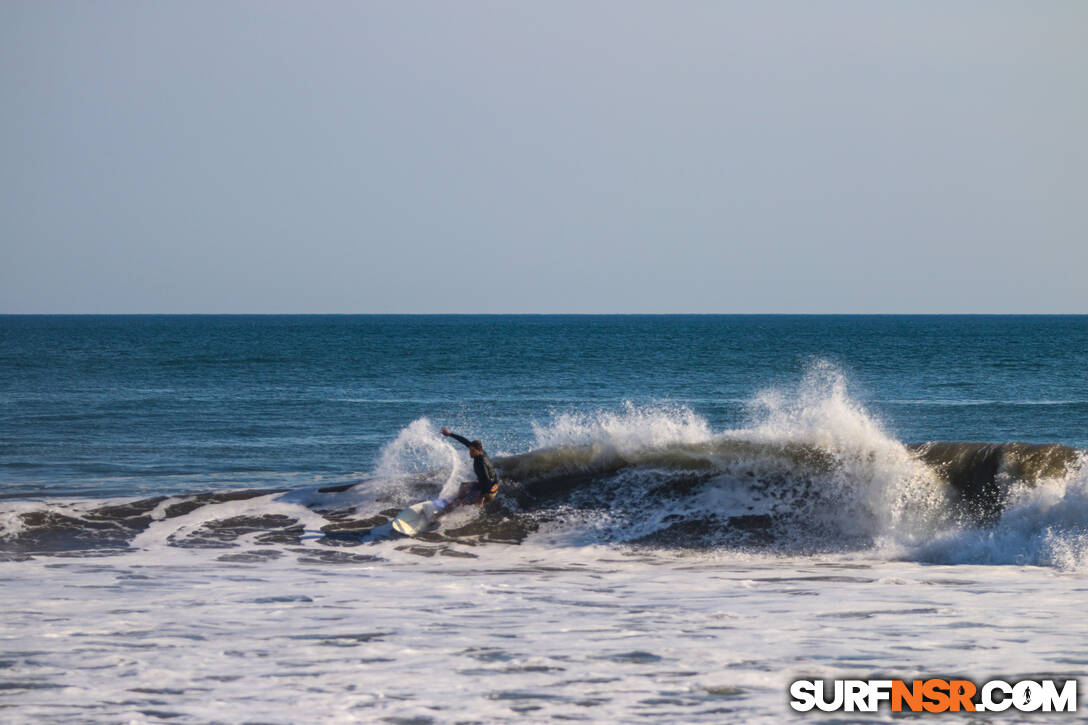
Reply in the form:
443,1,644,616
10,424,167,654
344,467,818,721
440,427,473,448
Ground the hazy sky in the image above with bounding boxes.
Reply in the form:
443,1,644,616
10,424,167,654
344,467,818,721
2,1,1085,313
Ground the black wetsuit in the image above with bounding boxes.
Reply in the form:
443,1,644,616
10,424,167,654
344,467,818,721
449,433,500,502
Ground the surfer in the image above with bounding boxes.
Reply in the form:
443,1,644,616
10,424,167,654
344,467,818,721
389,427,501,534
440,426,500,509
389,427,502,535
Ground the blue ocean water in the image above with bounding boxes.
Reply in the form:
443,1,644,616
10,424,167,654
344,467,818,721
1,315,1086,499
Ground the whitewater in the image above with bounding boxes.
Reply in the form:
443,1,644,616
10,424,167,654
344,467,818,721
3,363,1087,722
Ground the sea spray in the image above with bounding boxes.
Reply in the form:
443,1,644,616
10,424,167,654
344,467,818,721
531,401,714,455
509,363,955,551
910,452,1088,568
375,417,466,499
729,362,953,551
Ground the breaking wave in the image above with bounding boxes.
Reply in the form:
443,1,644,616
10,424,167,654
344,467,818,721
2,365,1085,568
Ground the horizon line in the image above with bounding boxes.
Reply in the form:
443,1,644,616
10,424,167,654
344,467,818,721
2,312,1086,317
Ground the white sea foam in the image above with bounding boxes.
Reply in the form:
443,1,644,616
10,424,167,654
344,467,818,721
0,500,38,540
2,542,1085,724
909,453,1088,568
128,491,331,552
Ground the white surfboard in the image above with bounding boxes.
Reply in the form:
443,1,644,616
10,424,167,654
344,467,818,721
391,499,447,536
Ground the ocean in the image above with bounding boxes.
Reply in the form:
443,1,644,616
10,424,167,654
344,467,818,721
1,314,1086,722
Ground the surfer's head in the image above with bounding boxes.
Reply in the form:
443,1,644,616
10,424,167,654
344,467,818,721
469,441,484,457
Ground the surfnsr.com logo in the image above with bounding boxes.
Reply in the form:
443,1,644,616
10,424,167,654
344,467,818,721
789,679,1078,713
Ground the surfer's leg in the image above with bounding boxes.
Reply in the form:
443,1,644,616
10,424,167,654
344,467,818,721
456,481,478,504
434,482,475,518
461,482,486,506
